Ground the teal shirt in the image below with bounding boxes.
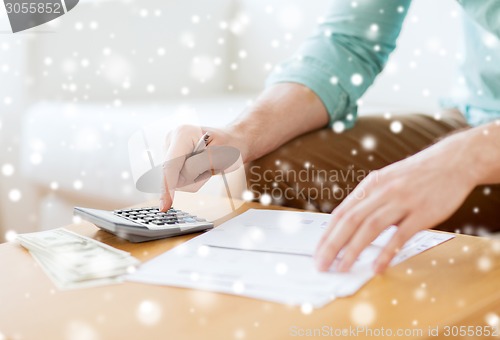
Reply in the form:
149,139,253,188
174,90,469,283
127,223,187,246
266,0,500,127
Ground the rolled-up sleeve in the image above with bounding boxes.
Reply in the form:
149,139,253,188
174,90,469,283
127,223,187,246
266,0,411,128
459,0,500,37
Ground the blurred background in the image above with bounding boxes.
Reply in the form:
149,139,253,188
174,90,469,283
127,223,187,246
0,0,462,241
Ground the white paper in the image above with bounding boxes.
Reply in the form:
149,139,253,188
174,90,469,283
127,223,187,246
127,209,454,307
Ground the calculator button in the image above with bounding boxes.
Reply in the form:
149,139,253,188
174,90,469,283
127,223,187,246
161,220,177,224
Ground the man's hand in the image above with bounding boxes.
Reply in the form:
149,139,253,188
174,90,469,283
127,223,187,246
314,130,480,274
159,125,248,212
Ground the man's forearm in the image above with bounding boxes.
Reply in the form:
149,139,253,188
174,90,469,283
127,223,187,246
226,83,329,163
467,121,500,185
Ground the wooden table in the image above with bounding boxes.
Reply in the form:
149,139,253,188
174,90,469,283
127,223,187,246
1,195,500,340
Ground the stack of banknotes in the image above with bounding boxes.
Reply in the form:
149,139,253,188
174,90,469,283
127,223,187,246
17,228,140,289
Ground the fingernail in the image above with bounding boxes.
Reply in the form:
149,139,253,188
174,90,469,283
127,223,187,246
159,199,165,212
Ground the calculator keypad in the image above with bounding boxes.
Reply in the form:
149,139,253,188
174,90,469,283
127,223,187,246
113,207,208,230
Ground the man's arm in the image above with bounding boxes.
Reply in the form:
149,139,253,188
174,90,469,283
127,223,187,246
315,120,500,274
468,121,500,185
266,0,411,128
226,83,328,163
228,0,413,162
160,0,411,209
159,83,329,211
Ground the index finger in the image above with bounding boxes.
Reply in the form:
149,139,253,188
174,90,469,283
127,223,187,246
160,126,204,211
160,154,186,211
316,175,374,253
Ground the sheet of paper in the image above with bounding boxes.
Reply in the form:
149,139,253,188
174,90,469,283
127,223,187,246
127,209,454,307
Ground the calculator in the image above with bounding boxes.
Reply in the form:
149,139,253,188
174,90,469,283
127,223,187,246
74,206,214,243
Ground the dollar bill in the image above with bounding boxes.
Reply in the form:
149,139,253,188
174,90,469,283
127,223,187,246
30,250,125,290
17,228,140,290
